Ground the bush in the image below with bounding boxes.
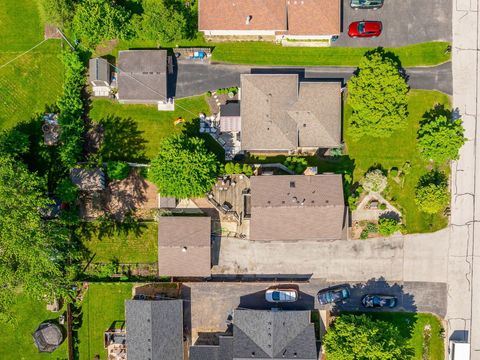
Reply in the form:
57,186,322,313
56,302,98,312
415,171,449,214
242,164,253,176
224,162,254,176
55,178,78,203
379,203,387,210
360,229,369,239
361,169,387,193
107,161,130,180
348,195,359,210
284,156,308,174
330,147,343,157
366,222,378,233
378,218,399,236
390,167,398,177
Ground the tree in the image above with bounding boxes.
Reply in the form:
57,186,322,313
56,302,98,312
57,50,86,169
361,169,387,193
55,178,79,203
0,156,71,323
347,48,409,139
149,135,220,198
0,129,30,158
323,314,413,360
41,0,74,27
106,161,130,180
417,112,465,164
415,171,449,214
137,0,188,44
378,217,399,236
284,156,308,174
72,0,132,48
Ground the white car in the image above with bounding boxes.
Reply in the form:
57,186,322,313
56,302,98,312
265,289,298,303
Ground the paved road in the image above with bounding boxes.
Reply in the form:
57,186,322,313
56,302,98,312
448,0,480,357
334,0,452,47
172,62,452,98
184,280,447,340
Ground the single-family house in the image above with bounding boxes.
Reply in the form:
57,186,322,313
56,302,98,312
198,0,340,45
89,58,112,96
125,299,184,360
117,50,174,110
70,168,106,192
189,309,318,359
249,174,347,241
239,74,341,153
157,216,212,277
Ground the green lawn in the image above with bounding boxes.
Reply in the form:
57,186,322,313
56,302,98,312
0,291,69,360
345,90,450,233
211,41,451,67
0,0,64,130
77,222,158,264
77,283,133,360
364,312,445,360
89,95,211,159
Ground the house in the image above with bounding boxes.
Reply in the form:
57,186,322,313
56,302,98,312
249,174,347,241
117,50,174,110
189,309,317,359
70,168,106,192
157,216,212,277
89,58,112,96
198,0,340,45
125,299,184,360
240,74,341,153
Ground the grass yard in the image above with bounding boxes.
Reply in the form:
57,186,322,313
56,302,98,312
0,0,64,130
345,90,451,233
0,291,69,360
89,95,211,159
211,41,451,67
364,312,445,360
77,283,133,360
77,221,158,264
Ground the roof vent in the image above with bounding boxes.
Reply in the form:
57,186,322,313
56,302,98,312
251,352,255,357
246,15,252,25
290,181,296,188
182,246,188,252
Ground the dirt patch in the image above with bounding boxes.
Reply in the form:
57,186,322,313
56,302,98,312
44,25,61,39
95,39,119,56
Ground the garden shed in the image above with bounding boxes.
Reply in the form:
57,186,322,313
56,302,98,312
32,322,64,353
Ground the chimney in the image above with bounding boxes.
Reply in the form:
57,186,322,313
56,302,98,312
246,15,252,25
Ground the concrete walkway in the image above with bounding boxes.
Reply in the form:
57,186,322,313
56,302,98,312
448,0,480,356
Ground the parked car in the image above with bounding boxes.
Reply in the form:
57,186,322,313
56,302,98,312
348,21,382,38
361,294,397,308
317,287,350,305
265,288,298,303
350,0,384,9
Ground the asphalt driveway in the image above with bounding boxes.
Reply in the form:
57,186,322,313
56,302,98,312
334,0,452,47
171,62,452,98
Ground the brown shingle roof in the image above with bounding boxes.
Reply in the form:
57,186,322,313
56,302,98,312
198,0,340,35
158,216,211,277
199,0,287,31
286,0,340,35
249,175,346,241
240,74,341,151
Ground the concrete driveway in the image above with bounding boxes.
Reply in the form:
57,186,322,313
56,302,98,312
183,279,446,339
334,0,452,47
171,62,452,98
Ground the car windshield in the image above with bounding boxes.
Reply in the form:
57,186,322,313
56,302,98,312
358,22,365,33
272,292,281,301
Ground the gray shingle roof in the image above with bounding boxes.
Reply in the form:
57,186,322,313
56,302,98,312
125,299,184,360
240,74,341,151
89,57,110,85
158,216,211,277
117,50,167,103
249,175,346,241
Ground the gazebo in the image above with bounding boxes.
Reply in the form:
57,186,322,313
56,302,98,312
32,322,64,353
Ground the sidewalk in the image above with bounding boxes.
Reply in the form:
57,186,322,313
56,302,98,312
449,0,479,357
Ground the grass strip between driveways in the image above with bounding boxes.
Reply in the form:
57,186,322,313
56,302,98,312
211,41,451,67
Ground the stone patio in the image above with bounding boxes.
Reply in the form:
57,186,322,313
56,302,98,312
352,192,402,223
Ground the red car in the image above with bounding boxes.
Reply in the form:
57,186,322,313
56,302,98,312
348,21,382,37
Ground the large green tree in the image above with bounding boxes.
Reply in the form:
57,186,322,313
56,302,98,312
0,156,70,323
347,48,409,139
417,113,465,163
72,0,131,48
41,0,75,27
415,171,449,214
136,0,188,44
149,135,219,198
324,314,412,360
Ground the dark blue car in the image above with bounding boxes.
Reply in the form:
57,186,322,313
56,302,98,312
317,287,350,305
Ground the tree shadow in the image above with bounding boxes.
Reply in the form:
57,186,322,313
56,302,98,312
97,116,148,163
421,103,455,126
77,215,148,242
418,170,447,187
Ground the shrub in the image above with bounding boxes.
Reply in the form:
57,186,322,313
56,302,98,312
361,169,387,193
379,203,387,210
224,162,234,174
284,157,308,174
390,167,398,177
360,229,369,239
106,161,130,180
55,178,78,203
233,163,242,174
242,164,253,176
415,171,449,214
366,222,378,233
348,195,359,210
378,218,399,236
330,147,343,157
